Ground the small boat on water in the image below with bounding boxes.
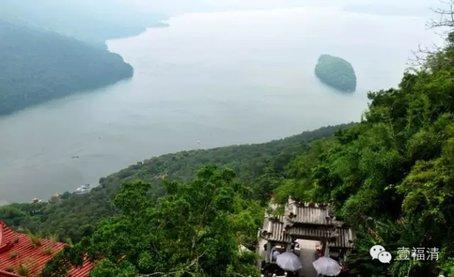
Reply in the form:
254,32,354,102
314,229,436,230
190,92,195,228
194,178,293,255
74,184,90,194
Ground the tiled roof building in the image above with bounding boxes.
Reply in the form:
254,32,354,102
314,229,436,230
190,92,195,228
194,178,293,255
259,199,355,249
257,198,355,275
0,221,92,277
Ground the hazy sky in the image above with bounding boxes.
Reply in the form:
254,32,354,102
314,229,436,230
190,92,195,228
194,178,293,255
0,0,444,22
123,0,439,16
1,0,444,38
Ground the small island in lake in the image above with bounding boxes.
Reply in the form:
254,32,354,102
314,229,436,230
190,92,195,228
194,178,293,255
315,54,357,92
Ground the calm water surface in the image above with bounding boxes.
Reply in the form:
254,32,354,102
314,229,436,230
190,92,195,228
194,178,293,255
0,7,440,203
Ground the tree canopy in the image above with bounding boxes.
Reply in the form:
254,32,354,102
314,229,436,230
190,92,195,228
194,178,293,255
44,166,262,276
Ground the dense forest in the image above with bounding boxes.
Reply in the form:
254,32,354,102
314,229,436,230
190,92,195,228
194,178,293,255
0,21,133,115
315,54,357,92
1,20,453,277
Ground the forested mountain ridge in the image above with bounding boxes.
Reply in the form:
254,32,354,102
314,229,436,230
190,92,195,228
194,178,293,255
0,124,349,242
0,20,133,115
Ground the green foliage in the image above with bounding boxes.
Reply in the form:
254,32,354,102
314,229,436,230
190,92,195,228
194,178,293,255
0,20,133,115
279,33,454,276
0,125,345,243
16,263,29,276
46,166,261,276
315,54,357,92
90,260,136,277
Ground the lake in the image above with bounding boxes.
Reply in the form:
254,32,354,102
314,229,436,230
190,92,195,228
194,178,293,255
0,7,441,204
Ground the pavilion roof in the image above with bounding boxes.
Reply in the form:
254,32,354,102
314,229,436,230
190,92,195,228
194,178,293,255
259,198,355,249
0,221,92,277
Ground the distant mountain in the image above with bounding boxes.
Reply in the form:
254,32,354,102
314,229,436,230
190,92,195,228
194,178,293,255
0,21,133,115
0,0,166,47
315,54,357,92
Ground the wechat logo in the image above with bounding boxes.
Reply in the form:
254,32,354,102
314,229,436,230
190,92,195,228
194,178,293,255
370,245,392,263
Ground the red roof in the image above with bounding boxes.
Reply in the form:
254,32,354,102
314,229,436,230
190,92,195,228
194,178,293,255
0,221,93,277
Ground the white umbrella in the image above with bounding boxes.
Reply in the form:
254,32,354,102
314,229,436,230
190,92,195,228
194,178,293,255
312,256,342,276
276,251,303,271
